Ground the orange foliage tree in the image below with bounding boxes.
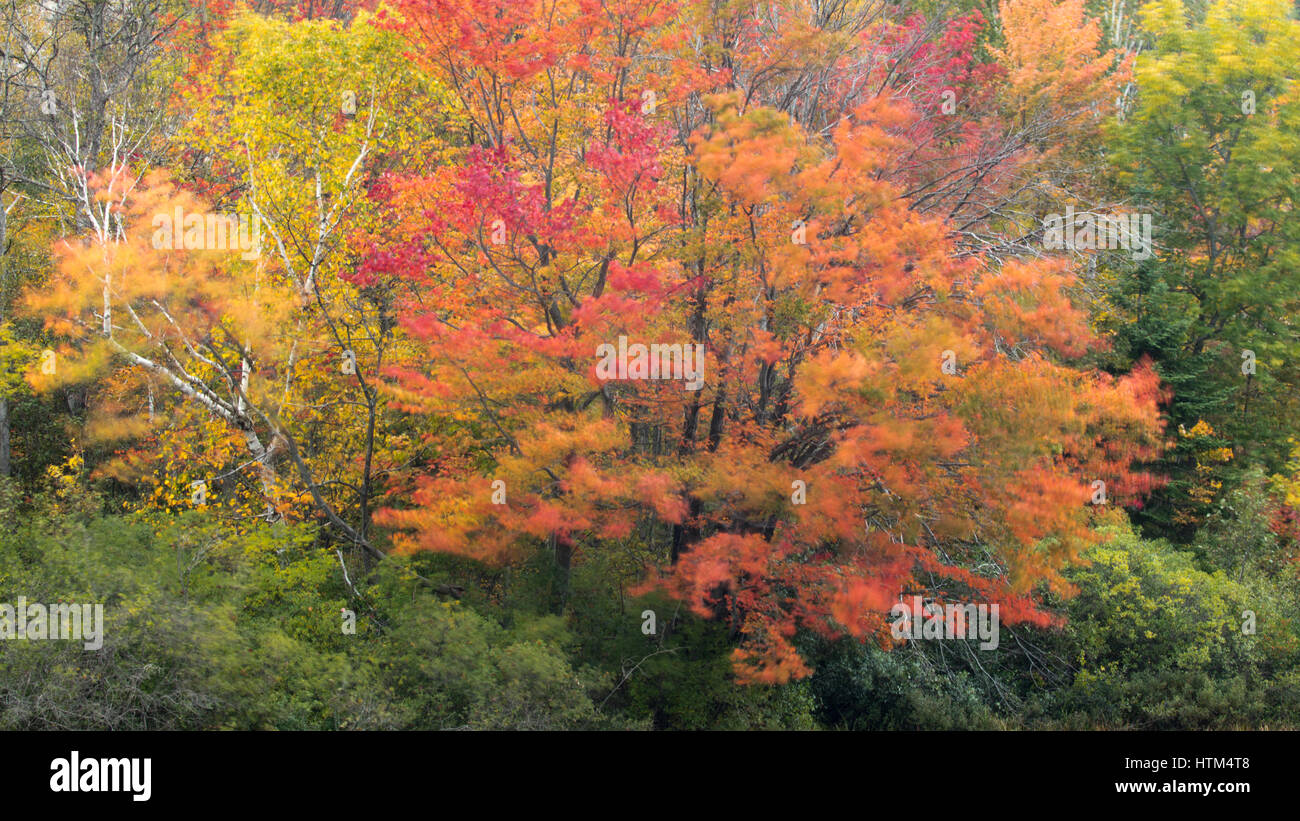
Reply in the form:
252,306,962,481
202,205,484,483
362,0,1164,683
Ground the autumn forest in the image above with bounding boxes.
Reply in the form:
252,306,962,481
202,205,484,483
1,0,1299,731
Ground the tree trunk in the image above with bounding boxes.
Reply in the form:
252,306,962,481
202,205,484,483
553,533,573,611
